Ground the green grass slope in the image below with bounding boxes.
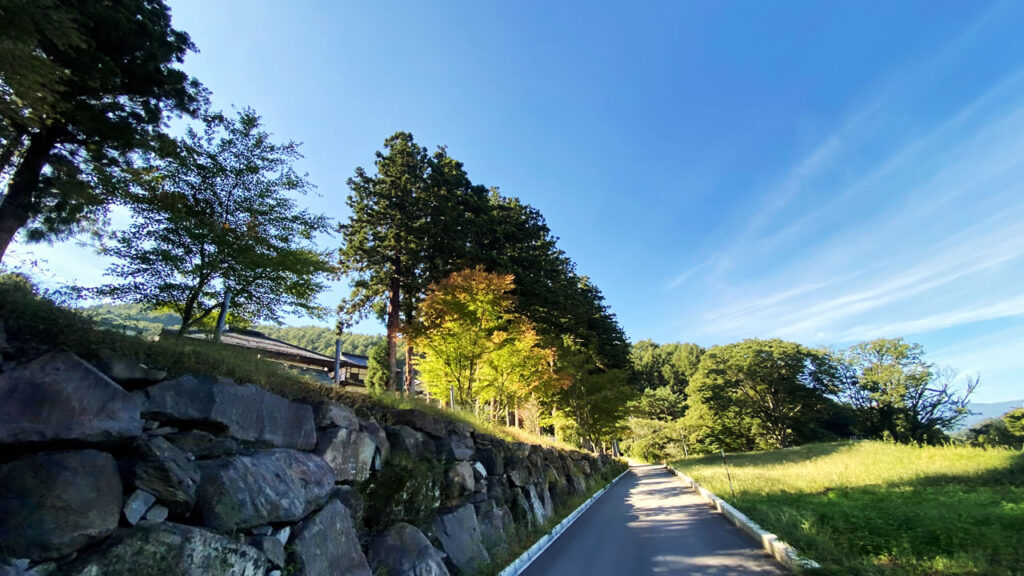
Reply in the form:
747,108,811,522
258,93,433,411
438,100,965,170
673,441,1024,576
0,274,557,449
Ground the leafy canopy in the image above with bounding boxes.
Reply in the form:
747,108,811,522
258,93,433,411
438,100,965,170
413,267,555,409
684,338,837,451
838,338,976,444
97,108,333,333
0,0,202,258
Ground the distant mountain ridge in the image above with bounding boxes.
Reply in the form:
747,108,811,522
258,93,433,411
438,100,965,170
81,303,384,357
959,399,1024,430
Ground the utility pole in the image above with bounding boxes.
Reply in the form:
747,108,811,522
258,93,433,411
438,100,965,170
333,338,342,385
213,290,231,341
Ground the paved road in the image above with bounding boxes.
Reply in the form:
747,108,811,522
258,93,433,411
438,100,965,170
521,464,786,576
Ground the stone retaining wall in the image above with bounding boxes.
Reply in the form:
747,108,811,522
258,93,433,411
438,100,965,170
0,350,616,576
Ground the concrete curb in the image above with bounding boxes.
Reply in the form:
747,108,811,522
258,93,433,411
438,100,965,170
666,464,820,572
497,467,630,576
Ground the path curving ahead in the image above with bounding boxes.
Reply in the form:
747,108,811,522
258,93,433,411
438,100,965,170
521,464,786,576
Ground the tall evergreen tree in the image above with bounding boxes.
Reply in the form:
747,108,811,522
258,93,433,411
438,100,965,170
339,133,487,392
339,132,428,390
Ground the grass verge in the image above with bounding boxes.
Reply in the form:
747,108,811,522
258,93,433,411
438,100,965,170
672,441,1024,576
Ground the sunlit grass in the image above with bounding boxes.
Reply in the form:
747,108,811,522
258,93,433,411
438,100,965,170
672,442,1024,575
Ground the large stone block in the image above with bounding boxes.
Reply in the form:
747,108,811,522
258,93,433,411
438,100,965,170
386,425,436,459
142,375,315,450
474,444,504,476
433,504,490,575
314,427,378,482
121,436,200,517
390,409,449,438
368,522,449,576
312,402,358,430
444,461,475,505
0,351,143,445
0,450,121,560
485,475,512,507
540,484,554,520
523,485,547,525
506,460,530,487
196,450,334,532
360,419,391,462
435,431,475,461
566,462,587,496
63,522,267,576
163,430,239,459
475,500,512,554
94,353,167,390
330,485,364,524
288,499,370,576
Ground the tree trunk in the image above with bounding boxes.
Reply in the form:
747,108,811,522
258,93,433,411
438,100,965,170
385,265,401,392
404,343,415,395
0,127,61,262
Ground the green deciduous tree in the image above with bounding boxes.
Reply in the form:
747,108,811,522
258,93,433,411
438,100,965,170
98,108,333,334
0,0,202,260
966,410,1024,450
622,417,692,463
630,340,704,395
630,385,686,421
554,357,634,453
477,322,556,423
685,339,836,451
839,338,977,444
413,268,516,406
1005,407,1024,438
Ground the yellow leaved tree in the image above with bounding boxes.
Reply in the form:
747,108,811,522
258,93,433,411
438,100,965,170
412,267,555,421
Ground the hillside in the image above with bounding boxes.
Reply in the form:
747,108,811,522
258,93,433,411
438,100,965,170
82,303,383,357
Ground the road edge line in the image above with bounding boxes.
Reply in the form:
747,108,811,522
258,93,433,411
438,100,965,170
497,466,631,576
666,464,821,572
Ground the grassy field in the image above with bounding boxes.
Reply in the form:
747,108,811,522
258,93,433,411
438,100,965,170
672,441,1024,576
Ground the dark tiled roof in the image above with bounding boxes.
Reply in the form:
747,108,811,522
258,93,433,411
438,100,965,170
185,328,368,369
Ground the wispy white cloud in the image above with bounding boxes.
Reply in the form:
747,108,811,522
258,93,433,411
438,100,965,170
665,13,1024,403
833,296,1024,343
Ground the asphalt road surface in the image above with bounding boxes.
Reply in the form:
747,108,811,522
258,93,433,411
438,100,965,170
521,464,786,576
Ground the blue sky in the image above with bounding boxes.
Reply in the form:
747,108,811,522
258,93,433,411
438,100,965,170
8,1,1024,402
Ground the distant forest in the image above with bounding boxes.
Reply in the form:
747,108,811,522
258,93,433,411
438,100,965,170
84,303,382,357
